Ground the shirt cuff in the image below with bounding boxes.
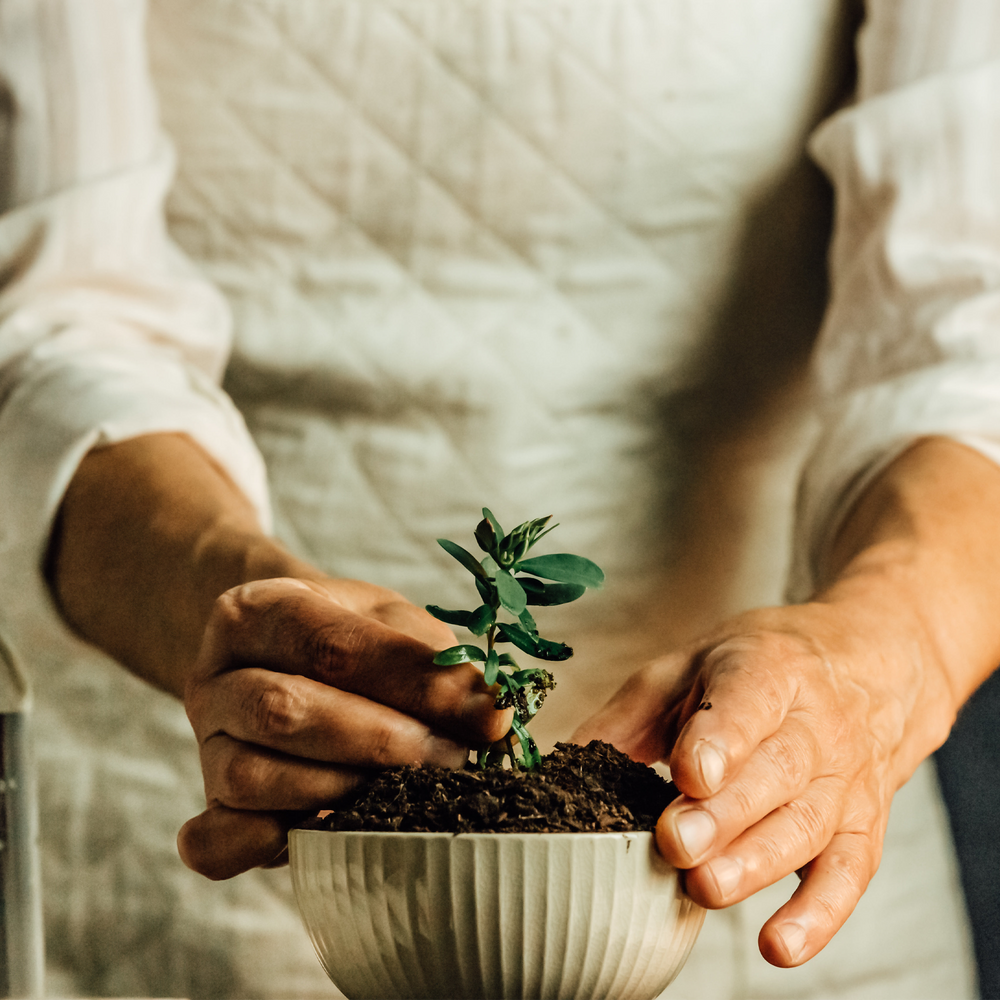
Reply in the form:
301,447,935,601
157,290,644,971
788,359,1000,601
0,346,271,711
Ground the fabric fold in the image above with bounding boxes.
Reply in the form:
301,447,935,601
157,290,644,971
792,58,1000,597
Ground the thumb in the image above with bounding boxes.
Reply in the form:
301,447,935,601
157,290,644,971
572,655,688,763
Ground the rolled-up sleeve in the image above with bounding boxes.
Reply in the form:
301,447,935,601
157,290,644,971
0,0,270,710
791,0,1000,597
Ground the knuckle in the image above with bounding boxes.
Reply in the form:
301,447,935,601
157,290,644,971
217,749,263,809
703,639,788,711
749,825,794,875
825,844,872,887
783,794,833,852
303,620,363,684
722,778,759,821
251,677,306,740
211,588,248,633
760,726,817,790
811,843,873,921
367,720,406,767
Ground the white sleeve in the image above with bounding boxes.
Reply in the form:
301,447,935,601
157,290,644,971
0,0,271,710
790,0,1000,598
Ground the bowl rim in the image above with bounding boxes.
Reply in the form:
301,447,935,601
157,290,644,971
289,828,658,840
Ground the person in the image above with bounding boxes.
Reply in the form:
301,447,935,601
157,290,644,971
0,0,998,996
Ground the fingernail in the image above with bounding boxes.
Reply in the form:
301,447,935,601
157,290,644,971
694,741,726,793
673,809,715,862
775,921,807,965
705,855,742,900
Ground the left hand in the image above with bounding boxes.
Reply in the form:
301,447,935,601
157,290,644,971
573,597,955,968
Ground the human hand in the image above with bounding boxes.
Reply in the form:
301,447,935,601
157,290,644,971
178,576,512,879
573,598,955,968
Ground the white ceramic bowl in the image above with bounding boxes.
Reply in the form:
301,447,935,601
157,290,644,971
289,829,705,1000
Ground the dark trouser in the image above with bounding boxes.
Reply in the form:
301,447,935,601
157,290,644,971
936,668,1000,1000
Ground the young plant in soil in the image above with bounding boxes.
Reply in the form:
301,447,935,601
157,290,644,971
305,510,679,836
426,509,604,770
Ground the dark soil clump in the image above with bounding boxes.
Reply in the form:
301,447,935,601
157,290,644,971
301,740,678,834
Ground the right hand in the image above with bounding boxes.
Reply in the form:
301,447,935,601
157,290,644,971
178,576,513,879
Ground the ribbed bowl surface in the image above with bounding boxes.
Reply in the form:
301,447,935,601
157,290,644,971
289,830,705,1000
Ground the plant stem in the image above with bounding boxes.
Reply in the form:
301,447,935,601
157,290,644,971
505,732,519,771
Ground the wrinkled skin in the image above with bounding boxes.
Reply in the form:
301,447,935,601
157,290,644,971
574,602,942,966
577,438,1000,967
179,577,513,879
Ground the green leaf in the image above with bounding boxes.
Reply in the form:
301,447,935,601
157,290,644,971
493,623,538,656
438,538,487,579
495,570,527,615
516,553,604,589
483,508,504,540
529,521,558,549
497,623,574,661
511,667,555,687
432,644,487,666
517,577,587,606
498,653,518,667
498,515,553,567
496,623,535,654
502,671,523,691
467,604,495,636
484,648,500,686
524,514,554,543
513,516,555,559
518,606,537,634
531,636,574,661
425,605,472,627
474,517,496,555
475,576,499,610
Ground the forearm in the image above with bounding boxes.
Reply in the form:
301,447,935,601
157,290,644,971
817,435,1000,774
46,432,321,697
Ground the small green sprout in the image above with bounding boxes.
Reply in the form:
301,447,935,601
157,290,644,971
427,509,604,770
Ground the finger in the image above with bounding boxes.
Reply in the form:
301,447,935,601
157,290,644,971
758,830,880,967
363,594,457,650
178,804,308,880
570,655,689,763
670,775,846,909
670,636,800,798
657,716,821,867
189,668,470,768
200,732,367,811
192,578,511,744
313,577,457,650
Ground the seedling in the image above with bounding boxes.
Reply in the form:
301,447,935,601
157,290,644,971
427,509,604,769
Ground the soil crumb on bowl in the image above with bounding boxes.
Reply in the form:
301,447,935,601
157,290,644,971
301,740,679,834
